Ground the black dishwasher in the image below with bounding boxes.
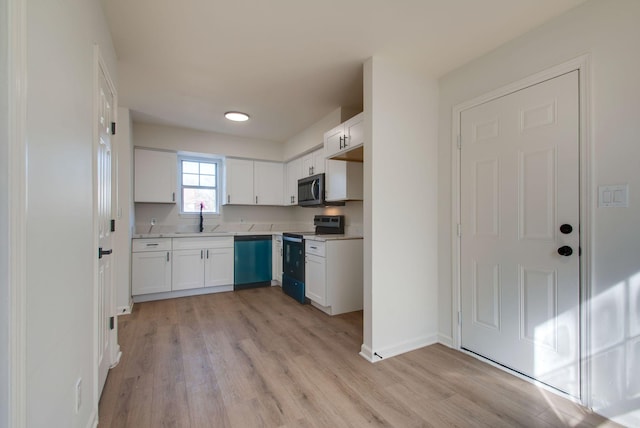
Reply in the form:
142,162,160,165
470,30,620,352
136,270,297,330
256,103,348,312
233,235,272,290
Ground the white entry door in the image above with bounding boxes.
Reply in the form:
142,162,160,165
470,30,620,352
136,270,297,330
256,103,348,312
460,71,580,397
97,63,115,395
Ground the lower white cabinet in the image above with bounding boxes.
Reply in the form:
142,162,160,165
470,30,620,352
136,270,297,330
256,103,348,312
172,237,234,291
132,236,234,299
305,238,363,315
132,238,172,295
272,234,283,283
305,249,326,305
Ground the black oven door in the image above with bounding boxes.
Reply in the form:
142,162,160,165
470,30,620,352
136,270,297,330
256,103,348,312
282,234,304,281
282,234,306,303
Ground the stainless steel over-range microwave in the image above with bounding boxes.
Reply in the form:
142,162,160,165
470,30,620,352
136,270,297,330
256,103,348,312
297,173,344,207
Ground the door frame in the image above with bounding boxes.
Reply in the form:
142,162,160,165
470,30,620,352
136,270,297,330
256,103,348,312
450,55,592,406
7,0,28,426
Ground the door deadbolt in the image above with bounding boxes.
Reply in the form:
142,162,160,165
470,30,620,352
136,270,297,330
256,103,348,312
560,224,573,234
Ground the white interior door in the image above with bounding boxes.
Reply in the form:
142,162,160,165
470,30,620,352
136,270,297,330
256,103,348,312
460,71,580,396
97,65,115,395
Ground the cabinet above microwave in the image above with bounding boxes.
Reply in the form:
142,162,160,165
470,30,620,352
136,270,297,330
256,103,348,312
324,112,364,162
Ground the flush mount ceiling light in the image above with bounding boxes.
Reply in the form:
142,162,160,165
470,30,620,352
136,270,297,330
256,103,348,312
224,111,250,122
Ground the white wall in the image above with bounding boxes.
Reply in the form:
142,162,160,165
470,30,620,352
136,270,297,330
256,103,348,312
25,0,116,426
437,0,640,425
132,121,288,229
282,106,360,161
363,57,439,360
114,108,133,313
0,0,9,424
134,121,284,161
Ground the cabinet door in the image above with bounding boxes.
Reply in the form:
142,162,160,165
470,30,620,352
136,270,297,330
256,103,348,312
301,153,314,177
132,251,172,295
272,236,283,282
134,149,177,203
324,124,344,158
312,149,325,175
172,249,205,290
225,158,254,205
254,161,284,205
204,247,234,287
344,113,364,151
284,158,302,206
305,254,326,305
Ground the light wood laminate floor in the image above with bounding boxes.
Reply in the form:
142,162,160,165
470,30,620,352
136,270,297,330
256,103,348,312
98,286,616,427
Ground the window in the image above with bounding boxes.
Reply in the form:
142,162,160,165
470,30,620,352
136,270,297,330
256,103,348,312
179,156,222,214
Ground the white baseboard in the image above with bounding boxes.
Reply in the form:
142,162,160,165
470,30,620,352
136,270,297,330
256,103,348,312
116,302,132,315
438,334,454,348
359,344,375,362
132,284,233,303
86,407,98,428
367,334,439,362
110,346,122,369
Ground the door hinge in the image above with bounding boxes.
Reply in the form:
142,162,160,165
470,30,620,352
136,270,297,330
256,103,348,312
110,219,116,232
111,122,116,135
457,135,462,149
457,223,461,237
458,311,462,326
109,316,115,330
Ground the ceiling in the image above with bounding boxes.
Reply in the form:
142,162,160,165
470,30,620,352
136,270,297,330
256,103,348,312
101,0,586,143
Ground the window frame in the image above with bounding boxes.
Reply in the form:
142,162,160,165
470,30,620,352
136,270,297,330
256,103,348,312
177,155,223,216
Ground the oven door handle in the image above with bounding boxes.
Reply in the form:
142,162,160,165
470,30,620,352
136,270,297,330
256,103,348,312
283,235,303,243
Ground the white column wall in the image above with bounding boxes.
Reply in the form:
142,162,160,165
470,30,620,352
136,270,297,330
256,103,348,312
363,57,439,359
25,0,116,426
437,1,640,425
114,107,133,313
0,0,10,424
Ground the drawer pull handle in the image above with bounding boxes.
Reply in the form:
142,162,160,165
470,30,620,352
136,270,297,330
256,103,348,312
146,243,159,247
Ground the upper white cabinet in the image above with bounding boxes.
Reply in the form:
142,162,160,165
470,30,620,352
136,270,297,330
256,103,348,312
225,158,283,206
134,148,177,203
325,160,363,201
225,158,254,205
301,148,325,177
324,112,364,160
284,157,302,206
254,161,284,205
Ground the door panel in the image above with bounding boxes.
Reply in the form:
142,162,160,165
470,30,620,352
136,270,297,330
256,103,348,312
461,71,580,397
97,67,114,395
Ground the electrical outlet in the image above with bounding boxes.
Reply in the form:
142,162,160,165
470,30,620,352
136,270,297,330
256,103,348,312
150,218,157,226
75,377,82,413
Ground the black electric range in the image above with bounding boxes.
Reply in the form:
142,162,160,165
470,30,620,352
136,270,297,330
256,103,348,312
281,215,344,303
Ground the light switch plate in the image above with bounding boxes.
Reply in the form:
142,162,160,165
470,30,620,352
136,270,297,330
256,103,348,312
599,184,628,207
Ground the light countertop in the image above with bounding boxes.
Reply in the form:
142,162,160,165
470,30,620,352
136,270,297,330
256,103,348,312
303,234,363,242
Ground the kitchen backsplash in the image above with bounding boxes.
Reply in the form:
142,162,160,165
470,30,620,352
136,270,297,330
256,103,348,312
134,200,363,235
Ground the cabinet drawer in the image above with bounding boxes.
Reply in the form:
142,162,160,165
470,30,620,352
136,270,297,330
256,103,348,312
132,238,172,252
305,240,325,257
173,237,234,250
